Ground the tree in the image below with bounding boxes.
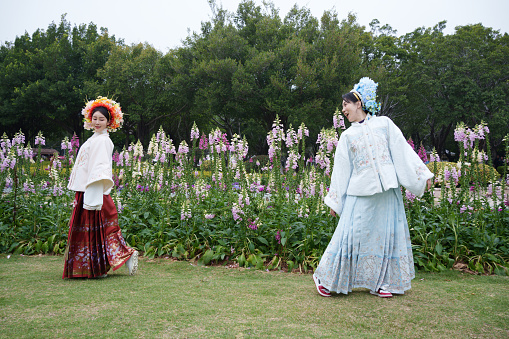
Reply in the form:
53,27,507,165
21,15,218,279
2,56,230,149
88,43,178,146
0,15,118,143
390,22,509,158
164,1,374,154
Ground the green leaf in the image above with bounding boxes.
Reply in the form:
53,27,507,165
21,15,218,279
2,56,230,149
199,249,214,265
237,253,246,267
145,247,156,259
8,242,20,253
416,258,426,268
474,261,484,274
267,255,279,270
437,263,447,272
486,254,499,263
447,258,455,268
426,261,437,272
255,256,264,270
47,234,55,248
287,260,295,272
13,244,25,255
257,236,268,246
435,243,443,256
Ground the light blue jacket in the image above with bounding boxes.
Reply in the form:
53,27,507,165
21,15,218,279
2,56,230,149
324,116,433,215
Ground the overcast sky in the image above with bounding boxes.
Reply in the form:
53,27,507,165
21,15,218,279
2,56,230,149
2,0,508,52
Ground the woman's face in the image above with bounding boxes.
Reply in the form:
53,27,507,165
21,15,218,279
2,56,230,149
92,111,109,133
342,99,366,123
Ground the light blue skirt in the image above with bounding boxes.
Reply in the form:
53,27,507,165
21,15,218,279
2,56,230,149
314,188,415,295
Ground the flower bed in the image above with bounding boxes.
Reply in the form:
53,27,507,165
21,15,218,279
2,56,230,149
1,118,508,274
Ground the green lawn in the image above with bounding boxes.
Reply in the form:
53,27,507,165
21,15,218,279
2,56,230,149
0,254,508,338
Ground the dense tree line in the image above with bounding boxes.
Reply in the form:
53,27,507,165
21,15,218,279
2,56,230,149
1,1,508,157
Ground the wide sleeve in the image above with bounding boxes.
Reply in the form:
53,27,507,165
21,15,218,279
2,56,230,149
84,181,104,210
86,135,114,194
324,134,352,215
387,118,433,197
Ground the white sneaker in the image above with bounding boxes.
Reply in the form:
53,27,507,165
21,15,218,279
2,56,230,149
126,251,138,276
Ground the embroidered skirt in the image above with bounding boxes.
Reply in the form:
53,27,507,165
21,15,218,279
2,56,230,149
62,192,134,278
314,188,415,294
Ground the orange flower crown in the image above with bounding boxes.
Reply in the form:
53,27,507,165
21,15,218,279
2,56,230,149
82,96,124,132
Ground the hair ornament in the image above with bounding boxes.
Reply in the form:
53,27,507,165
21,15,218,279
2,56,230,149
82,96,124,132
351,91,362,103
351,77,381,115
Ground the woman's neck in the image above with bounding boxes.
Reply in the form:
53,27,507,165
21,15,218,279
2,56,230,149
353,111,367,123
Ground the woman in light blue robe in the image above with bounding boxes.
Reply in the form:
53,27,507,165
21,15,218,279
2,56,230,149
313,78,433,297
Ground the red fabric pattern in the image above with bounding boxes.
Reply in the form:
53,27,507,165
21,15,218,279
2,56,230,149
62,192,134,278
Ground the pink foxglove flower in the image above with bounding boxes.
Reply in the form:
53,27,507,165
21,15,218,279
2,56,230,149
333,108,346,130
35,132,46,146
190,122,200,141
275,230,282,244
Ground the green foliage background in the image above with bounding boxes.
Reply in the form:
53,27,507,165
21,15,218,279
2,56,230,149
1,1,507,158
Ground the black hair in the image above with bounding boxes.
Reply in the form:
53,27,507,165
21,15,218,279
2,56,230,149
342,92,359,104
341,92,369,114
92,106,110,121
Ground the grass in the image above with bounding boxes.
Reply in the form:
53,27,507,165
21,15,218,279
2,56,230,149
0,254,508,338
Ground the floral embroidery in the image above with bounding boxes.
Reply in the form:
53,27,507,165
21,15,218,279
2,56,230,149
316,252,414,294
316,188,414,295
349,127,391,174
349,134,370,173
63,194,134,278
327,189,338,203
416,164,427,178
373,127,391,165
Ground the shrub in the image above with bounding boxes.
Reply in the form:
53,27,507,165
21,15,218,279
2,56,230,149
427,161,500,185
200,159,213,171
497,165,507,176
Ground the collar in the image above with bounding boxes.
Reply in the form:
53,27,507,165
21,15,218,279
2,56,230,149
351,114,376,126
93,130,109,137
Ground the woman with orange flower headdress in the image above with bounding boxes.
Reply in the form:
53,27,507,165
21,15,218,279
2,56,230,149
63,97,138,278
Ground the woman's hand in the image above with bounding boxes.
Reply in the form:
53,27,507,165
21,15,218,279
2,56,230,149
426,178,433,191
330,208,336,217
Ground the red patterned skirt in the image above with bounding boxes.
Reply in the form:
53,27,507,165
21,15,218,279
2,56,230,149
62,192,134,278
